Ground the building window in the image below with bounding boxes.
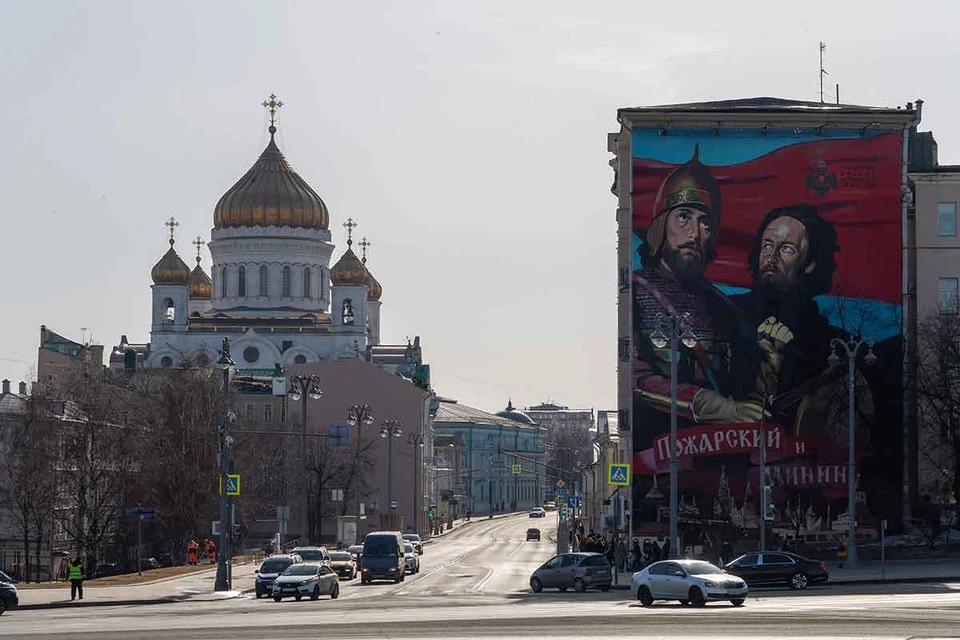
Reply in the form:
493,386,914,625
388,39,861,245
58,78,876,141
221,266,228,296
281,402,287,424
160,356,173,368
259,265,268,296
294,354,307,364
940,278,959,314
238,266,247,297
243,346,260,363
282,266,291,297
245,403,255,422
342,298,355,325
939,203,958,236
264,403,273,424
303,267,311,299
164,298,175,323
320,267,326,301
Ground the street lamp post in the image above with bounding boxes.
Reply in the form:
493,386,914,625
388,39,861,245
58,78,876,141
214,337,235,592
650,312,698,559
408,430,425,535
380,420,403,524
288,374,323,544
828,336,877,569
347,404,374,540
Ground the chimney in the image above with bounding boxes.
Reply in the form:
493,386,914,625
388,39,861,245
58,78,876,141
18,381,27,395
1,379,9,395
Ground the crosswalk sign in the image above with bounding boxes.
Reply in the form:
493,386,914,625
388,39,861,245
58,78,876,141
608,463,630,486
219,474,241,497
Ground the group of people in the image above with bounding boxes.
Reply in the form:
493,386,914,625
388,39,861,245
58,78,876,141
186,538,216,565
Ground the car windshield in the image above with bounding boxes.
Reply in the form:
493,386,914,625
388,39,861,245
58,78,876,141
330,552,351,561
404,543,414,553
294,549,324,561
283,565,319,576
403,534,420,541
683,561,724,575
260,559,292,573
365,539,398,556
0,570,13,583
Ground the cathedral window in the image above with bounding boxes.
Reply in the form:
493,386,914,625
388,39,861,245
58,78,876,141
160,356,173,368
294,354,307,365
303,267,311,299
238,266,247,297
259,265,268,297
164,298,175,323
342,298,355,325
243,346,260,364
282,266,291,297
220,266,227,296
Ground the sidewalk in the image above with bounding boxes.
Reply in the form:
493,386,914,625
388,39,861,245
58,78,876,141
610,558,960,589
15,560,259,611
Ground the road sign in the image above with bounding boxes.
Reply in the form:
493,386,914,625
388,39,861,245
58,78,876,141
608,463,631,486
511,463,522,475
566,496,581,510
126,507,155,521
556,488,565,499
390,499,398,511
219,474,241,496
555,479,565,489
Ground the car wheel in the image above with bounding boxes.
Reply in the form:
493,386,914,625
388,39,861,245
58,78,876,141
600,586,610,592
273,596,282,602
679,599,690,606
530,577,543,593
295,595,302,602
558,585,567,592
688,587,706,607
330,583,340,599
573,578,586,593
310,586,320,601
789,572,809,590
730,598,745,607
255,592,262,600
637,586,653,607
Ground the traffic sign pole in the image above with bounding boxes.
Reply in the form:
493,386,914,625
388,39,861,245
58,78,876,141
137,504,143,576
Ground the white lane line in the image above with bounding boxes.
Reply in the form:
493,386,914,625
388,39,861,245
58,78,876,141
471,568,496,593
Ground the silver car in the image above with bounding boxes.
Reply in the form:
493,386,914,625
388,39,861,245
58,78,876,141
271,563,339,601
403,543,421,574
632,559,748,607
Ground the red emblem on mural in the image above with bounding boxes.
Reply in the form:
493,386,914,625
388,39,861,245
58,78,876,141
806,160,838,198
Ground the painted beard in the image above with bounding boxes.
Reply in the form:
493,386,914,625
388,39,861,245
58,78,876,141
663,244,707,283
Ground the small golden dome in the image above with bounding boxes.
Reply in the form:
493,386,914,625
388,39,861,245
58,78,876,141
213,135,329,230
189,259,212,300
151,240,191,285
365,267,382,301
330,245,367,286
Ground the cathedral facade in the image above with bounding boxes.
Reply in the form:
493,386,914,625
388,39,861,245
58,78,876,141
110,99,405,375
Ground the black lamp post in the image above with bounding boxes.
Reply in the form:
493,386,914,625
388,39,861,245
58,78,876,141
380,420,403,521
407,430,425,535
288,374,322,544
214,337,235,592
347,404,374,539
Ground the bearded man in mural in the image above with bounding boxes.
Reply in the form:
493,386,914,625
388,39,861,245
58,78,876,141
732,204,873,451
632,147,763,430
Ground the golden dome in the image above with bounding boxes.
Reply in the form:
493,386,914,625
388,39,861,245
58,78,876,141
151,240,191,285
213,135,329,230
330,245,367,286
189,259,212,300
365,267,382,301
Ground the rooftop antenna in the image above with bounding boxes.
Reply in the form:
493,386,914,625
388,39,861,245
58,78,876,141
80,327,88,345
819,41,829,104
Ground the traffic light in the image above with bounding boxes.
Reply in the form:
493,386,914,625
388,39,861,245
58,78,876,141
762,485,775,522
428,504,436,519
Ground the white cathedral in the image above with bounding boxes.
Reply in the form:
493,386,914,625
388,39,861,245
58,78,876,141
110,97,416,375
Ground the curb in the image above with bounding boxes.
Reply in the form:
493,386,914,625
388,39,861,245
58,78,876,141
608,574,960,592
16,597,179,611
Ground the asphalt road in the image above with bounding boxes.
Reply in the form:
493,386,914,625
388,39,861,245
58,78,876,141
5,513,960,639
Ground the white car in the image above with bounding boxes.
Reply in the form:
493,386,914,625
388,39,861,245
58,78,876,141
632,559,747,607
403,543,421,574
271,563,339,601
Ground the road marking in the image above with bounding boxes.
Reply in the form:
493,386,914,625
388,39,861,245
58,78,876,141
471,568,496,593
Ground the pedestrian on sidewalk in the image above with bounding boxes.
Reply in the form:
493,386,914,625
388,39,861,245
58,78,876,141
68,558,85,601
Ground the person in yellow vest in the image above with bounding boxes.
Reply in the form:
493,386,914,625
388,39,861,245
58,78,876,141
68,557,85,601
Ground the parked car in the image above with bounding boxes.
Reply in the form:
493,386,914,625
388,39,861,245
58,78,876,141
529,552,612,593
328,551,357,580
255,554,303,599
271,563,339,601
0,580,17,614
0,570,17,584
403,543,421,575
360,531,405,584
543,501,557,511
526,528,541,541
529,508,546,518
632,559,748,607
93,562,121,578
402,533,423,555
724,552,829,590
290,546,331,568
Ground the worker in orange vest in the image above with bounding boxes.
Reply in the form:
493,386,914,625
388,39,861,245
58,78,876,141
205,539,216,564
187,539,199,565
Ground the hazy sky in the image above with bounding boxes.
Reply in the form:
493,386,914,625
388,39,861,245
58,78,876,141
1,0,958,414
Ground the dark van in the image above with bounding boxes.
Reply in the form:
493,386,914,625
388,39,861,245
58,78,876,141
360,531,405,584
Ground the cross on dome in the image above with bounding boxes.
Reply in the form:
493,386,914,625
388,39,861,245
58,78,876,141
343,217,357,247
262,93,283,137
359,237,371,264
192,236,205,264
164,216,179,247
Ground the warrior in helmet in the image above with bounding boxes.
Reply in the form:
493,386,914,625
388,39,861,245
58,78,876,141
633,146,763,435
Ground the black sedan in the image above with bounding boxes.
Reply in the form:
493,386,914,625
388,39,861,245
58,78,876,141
724,551,829,590
526,528,541,541
0,581,17,614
